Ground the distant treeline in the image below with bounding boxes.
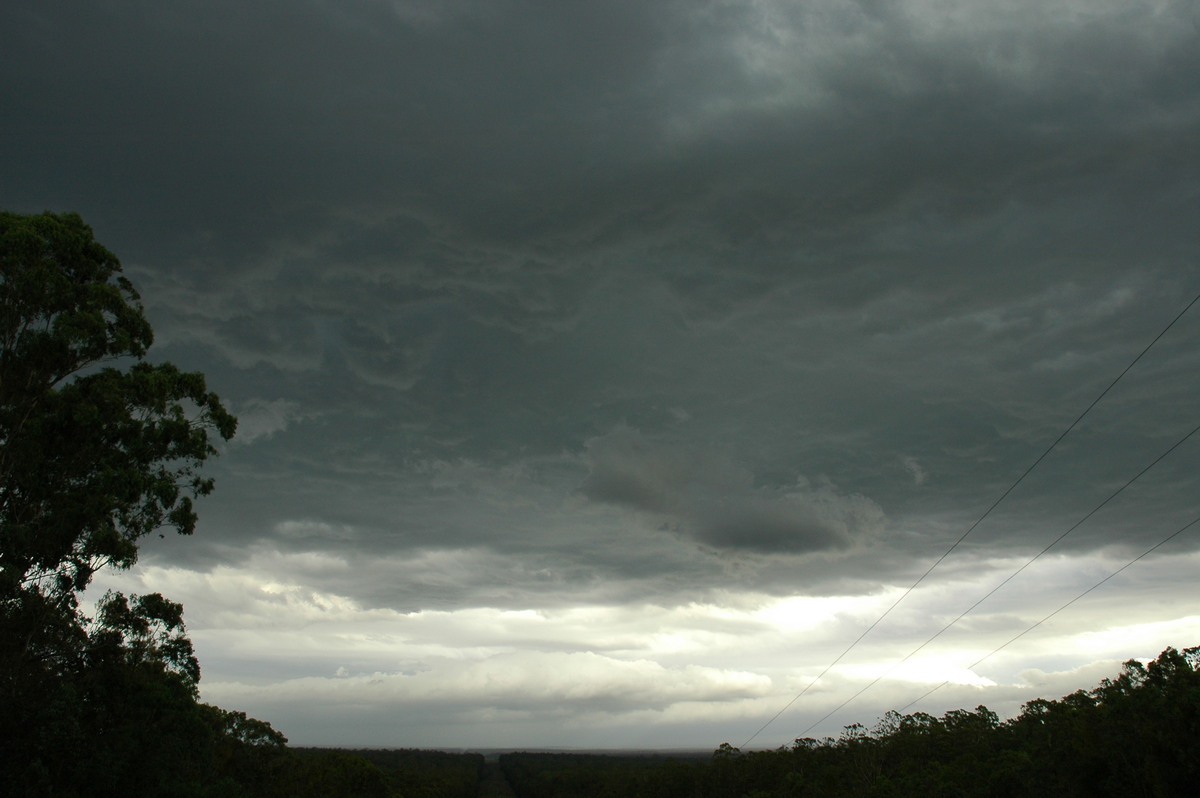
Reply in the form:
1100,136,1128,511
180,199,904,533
10,642,1198,797
499,645,1200,798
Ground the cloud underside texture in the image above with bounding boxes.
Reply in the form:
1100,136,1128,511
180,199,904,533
4,0,1200,745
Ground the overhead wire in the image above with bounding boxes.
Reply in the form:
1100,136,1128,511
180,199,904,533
739,289,1200,748
790,421,1200,739
898,512,1200,714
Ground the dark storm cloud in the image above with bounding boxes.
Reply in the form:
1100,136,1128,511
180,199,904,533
2,0,1197,598
580,425,885,553
3,0,671,251
6,0,1196,268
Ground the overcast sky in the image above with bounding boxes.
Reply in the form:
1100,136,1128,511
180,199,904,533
4,0,1200,750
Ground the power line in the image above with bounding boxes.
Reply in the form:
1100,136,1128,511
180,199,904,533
899,512,1200,713
739,289,1200,748
789,421,1199,739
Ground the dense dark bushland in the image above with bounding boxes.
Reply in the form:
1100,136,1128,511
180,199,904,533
500,751,708,798
298,748,485,798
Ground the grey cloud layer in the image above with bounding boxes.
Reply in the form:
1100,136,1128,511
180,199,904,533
581,425,885,553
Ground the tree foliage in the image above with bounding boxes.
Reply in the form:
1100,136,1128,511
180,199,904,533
1,211,233,602
0,210,272,795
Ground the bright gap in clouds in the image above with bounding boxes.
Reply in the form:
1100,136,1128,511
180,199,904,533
88,543,1200,749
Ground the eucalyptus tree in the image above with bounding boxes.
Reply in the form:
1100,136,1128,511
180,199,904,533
0,210,245,794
